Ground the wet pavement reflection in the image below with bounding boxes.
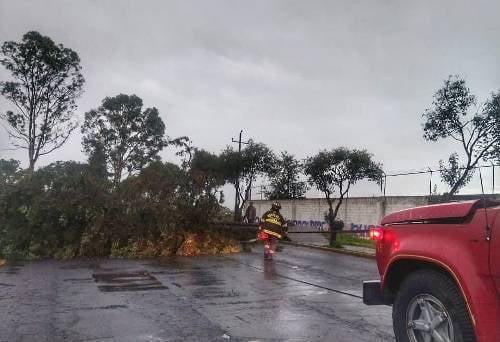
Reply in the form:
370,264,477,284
0,245,394,341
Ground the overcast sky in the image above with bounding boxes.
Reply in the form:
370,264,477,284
1,0,499,199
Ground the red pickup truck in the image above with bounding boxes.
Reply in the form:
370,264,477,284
363,199,500,342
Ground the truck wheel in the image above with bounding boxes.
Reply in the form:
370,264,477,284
393,269,475,342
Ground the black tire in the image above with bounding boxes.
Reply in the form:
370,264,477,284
393,269,476,342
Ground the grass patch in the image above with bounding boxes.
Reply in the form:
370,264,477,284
322,232,375,249
337,234,375,248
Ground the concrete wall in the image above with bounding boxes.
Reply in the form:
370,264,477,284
248,196,430,231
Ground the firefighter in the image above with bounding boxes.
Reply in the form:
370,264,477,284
257,201,288,260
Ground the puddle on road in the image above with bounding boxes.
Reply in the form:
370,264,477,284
0,268,20,275
149,259,229,288
93,270,168,292
185,275,225,287
60,262,102,270
0,263,23,274
78,304,129,310
0,282,15,287
192,287,240,300
63,277,93,283
150,270,185,276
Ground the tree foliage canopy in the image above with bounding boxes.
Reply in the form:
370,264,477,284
423,76,500,195
190,149,226,196
438,152,474,193
485,92,500,163
169,136,195,169
0,159,21,192
0,161,90,259
304,148,382,203
221,141,273,219
266,152,307,200
0,31,85,170
81,94,166,184
0,157,235,260
304,147,383,244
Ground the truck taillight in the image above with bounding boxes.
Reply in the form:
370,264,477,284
369,227,384,241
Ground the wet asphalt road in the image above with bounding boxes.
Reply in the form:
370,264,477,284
0,245,394,342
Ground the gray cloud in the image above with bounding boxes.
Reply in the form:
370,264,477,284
1,0,499,197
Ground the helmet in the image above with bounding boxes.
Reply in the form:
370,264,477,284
271,201,281,211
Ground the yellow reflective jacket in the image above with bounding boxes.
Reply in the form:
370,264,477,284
260,210,287,239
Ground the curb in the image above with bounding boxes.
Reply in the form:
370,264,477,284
282,241,375,259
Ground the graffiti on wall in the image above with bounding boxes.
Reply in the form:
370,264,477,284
284,219,376,233
350,223,376,231
256,218,328,230
288,219,328,231
350,223,375,237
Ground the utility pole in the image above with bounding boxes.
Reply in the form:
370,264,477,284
428,167,433,196
231,130,249,221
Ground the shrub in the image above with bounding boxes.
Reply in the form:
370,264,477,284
0,159,239,260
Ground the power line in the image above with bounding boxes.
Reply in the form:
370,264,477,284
385,163,500,177
248,163,500,199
